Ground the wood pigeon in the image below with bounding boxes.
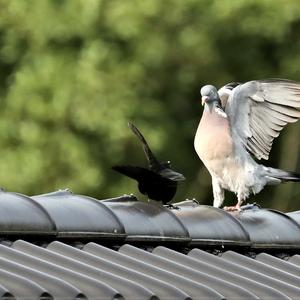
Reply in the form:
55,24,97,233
194,79,300,210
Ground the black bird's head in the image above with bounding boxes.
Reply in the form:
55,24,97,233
160,160,171,168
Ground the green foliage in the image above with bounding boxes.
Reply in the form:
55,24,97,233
0,0,300,211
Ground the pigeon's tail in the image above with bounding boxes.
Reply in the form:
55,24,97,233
128,122,160,170
266,167,300,182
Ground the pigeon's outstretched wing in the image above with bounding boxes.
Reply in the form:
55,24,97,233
224,79,300,160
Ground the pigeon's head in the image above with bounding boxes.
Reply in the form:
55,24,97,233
200,85,219,106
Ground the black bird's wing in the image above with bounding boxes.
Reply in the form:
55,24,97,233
128,122,186,181
128,122,161,171
159,168,186,181
112,165,165,182
112,165,177,203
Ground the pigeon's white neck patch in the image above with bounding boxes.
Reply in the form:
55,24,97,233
215,107,227,118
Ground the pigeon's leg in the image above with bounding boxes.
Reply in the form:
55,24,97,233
224,194,244,211
212,178,225,208
224,203,242,211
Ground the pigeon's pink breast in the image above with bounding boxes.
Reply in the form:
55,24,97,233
194,108,233,162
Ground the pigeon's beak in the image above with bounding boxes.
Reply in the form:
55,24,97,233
201,96,209,106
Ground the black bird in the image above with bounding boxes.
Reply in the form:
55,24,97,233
112,122,185,206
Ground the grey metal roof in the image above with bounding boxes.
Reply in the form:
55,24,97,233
102,196,190,243
172,201,251,247
0,190,56,236
0,189,300,298
230,206,300,249
1,240,300,299
32,190,126,240
0,189,300,250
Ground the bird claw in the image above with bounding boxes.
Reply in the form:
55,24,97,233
223,205,242,212
191,198,200,205
164,204,180,210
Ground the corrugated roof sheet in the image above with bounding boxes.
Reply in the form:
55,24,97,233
1,240,300,299
0,189,300,299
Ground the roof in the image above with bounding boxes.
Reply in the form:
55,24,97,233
0,188,300,299
1,189,300,249
1,240,300,299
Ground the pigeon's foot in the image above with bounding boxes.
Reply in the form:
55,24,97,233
223,204,242,212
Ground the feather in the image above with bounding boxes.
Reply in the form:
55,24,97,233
224,79,300,160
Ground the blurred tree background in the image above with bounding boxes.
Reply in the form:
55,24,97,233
0,0,300,211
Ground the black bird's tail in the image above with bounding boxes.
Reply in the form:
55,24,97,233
128,122,160,170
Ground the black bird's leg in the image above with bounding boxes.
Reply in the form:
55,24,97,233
191,198,200,205
164,203,180,210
